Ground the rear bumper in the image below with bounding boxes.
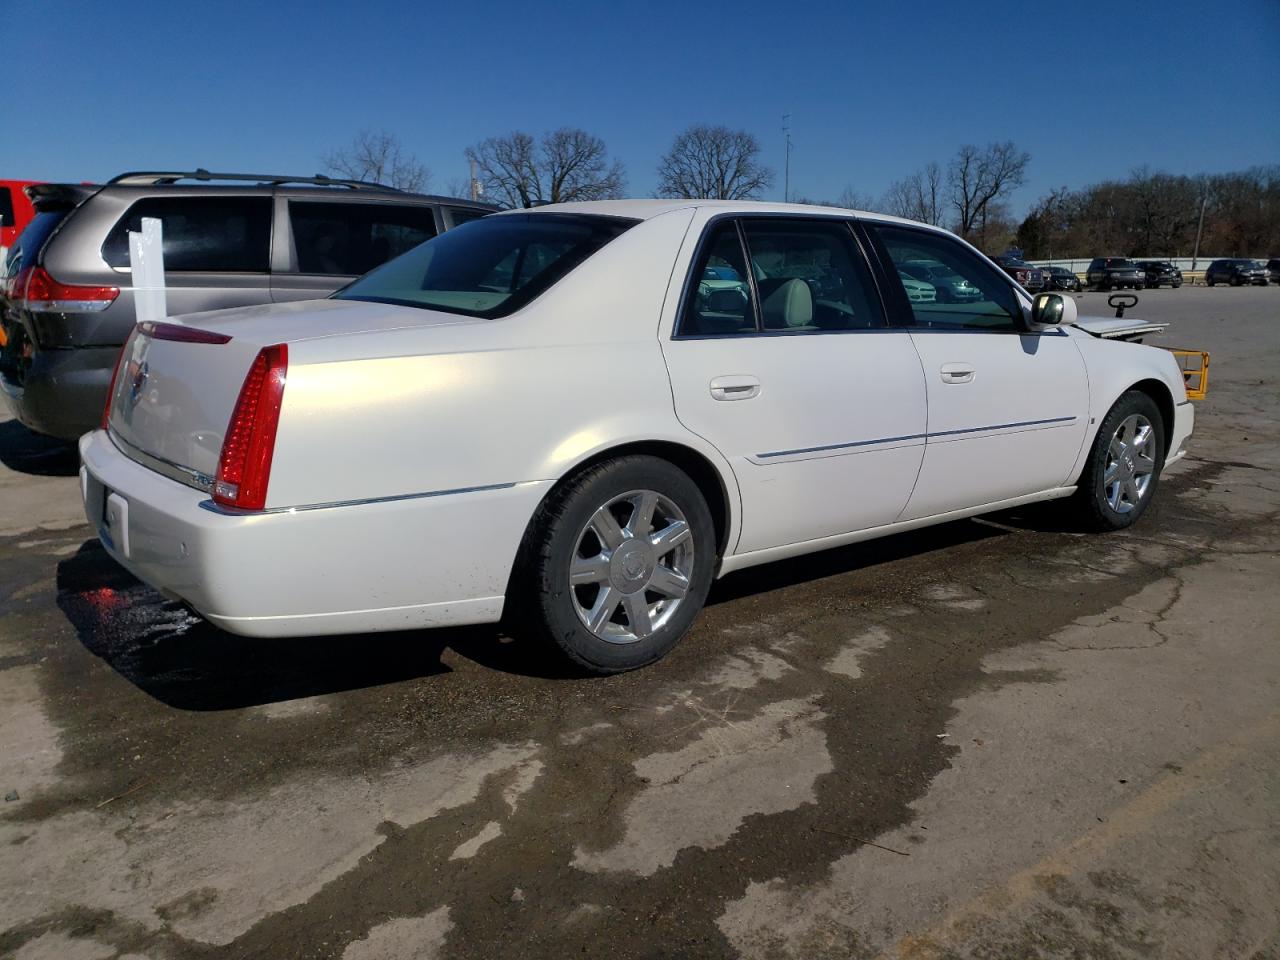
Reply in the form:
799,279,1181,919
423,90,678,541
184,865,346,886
1,346,117,441
78,429,551,637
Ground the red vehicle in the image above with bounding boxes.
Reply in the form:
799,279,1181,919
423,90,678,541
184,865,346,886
1,180,42,252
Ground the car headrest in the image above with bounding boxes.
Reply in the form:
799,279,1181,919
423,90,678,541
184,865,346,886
760,278,813,329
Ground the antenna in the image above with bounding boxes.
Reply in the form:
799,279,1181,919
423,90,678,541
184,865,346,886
782,113,793,202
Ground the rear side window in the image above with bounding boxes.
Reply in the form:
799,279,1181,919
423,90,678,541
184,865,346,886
289,201,438,277
678,218,884,336
873,224,1022,331
2,211,68,278
101,197,271,271
336,213,634,318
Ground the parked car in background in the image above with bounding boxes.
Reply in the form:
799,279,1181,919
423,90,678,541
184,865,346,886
80,200,1193,674
1086,257,1147,291
1043,266,1083,292
993,256,1045,292
0,170,496,440
1,179,42,262
1137,261,1183,288
1204,259,1270,286
897,269,937,303
900,259,982,301
1265,258,1280,282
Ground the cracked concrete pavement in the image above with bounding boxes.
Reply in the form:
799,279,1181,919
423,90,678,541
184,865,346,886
1,286,1277,958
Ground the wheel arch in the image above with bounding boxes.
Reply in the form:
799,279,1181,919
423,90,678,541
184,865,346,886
1127,377,1176,458
548,439,735,558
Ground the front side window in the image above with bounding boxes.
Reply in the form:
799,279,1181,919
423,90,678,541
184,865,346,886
873,225,1022,331
336,213,634,318
289,201,438,276
102,196,271,271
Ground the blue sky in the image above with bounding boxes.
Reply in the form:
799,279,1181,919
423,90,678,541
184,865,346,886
4,0,1277,217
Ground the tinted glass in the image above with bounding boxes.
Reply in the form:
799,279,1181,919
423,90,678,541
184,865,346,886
0,188,13,227
740,219,883,332
874,225,1022,331
2,211,68,279
680,221,755,335
290,201,437,276
447,206,489,228
336,213,634,318
102,197,271,271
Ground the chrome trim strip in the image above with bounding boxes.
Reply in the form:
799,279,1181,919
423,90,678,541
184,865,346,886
928,415,1077,438
756,416,1077,459
758,433,926,459
197,482,521,516
108,429,215,492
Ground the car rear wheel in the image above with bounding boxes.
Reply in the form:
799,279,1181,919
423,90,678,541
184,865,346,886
514,455,716,674
1066,391,1165,532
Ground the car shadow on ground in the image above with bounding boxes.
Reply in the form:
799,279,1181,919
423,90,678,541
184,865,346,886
55,501,1052,711
0,418,79,476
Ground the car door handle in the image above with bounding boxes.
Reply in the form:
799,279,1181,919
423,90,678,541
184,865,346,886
709,375,761,401
940,363,975,384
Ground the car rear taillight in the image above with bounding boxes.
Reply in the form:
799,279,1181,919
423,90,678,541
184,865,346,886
100,341,130,430
213,345,288,511
22,266,119,313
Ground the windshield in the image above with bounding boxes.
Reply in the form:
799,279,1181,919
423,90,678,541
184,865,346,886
336,213,636,318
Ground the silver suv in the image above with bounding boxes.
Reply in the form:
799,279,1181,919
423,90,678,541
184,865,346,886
1,170,495,440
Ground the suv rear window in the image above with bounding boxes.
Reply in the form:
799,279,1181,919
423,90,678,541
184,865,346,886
336,213,635,318
101,196,271,272
2,211,68,278
289,201,438,277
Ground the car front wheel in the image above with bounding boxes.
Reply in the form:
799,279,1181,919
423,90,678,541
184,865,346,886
1067,391,1166,531
515,455,717,674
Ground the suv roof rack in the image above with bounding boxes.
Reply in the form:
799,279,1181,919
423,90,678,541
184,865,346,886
107,169,403,191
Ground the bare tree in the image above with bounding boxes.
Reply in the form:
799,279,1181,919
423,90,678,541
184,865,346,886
656,125,773,200
836,186,878,210
883,162,944,225
948,142,1030,240
465,128,625,209
322,130,430,192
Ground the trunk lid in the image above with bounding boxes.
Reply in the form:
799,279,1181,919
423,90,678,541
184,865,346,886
105,298,479,487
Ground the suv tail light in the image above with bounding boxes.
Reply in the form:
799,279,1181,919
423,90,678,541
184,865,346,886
213,345,288,511
21,266,120,313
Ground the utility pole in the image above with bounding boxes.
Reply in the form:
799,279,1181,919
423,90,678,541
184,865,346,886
469,157,482,202
1190,191,1207,272
782,114,792,203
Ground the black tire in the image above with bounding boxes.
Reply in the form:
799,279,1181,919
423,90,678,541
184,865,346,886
1065,390,1166,532
1231,276,1242,286
1173,283,1182,289
512,455,716,674
1206,279,1214,287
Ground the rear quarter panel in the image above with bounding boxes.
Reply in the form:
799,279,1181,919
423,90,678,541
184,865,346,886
265,208,737,518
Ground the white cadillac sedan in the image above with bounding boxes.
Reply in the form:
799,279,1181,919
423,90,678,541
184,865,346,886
80,201,1194,673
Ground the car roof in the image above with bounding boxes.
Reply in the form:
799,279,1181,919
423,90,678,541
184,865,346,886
494,198,927,229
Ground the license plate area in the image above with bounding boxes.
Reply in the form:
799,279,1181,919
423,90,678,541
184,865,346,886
101,490,131,559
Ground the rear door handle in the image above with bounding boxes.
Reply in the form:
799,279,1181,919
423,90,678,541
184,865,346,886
710,375,761,401
940,363,975,384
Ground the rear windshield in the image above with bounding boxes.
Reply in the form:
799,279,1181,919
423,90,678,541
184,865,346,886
335,213,636,318
2,211,68,278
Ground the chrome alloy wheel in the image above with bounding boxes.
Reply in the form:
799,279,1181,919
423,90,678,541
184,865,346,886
1104,414,1157,514
569,489,695,644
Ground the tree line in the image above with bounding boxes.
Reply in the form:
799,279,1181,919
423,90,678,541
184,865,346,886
323,129,1278,258
1014,166,1280,260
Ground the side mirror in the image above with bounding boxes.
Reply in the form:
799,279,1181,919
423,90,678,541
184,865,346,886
1030,292,1078,328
